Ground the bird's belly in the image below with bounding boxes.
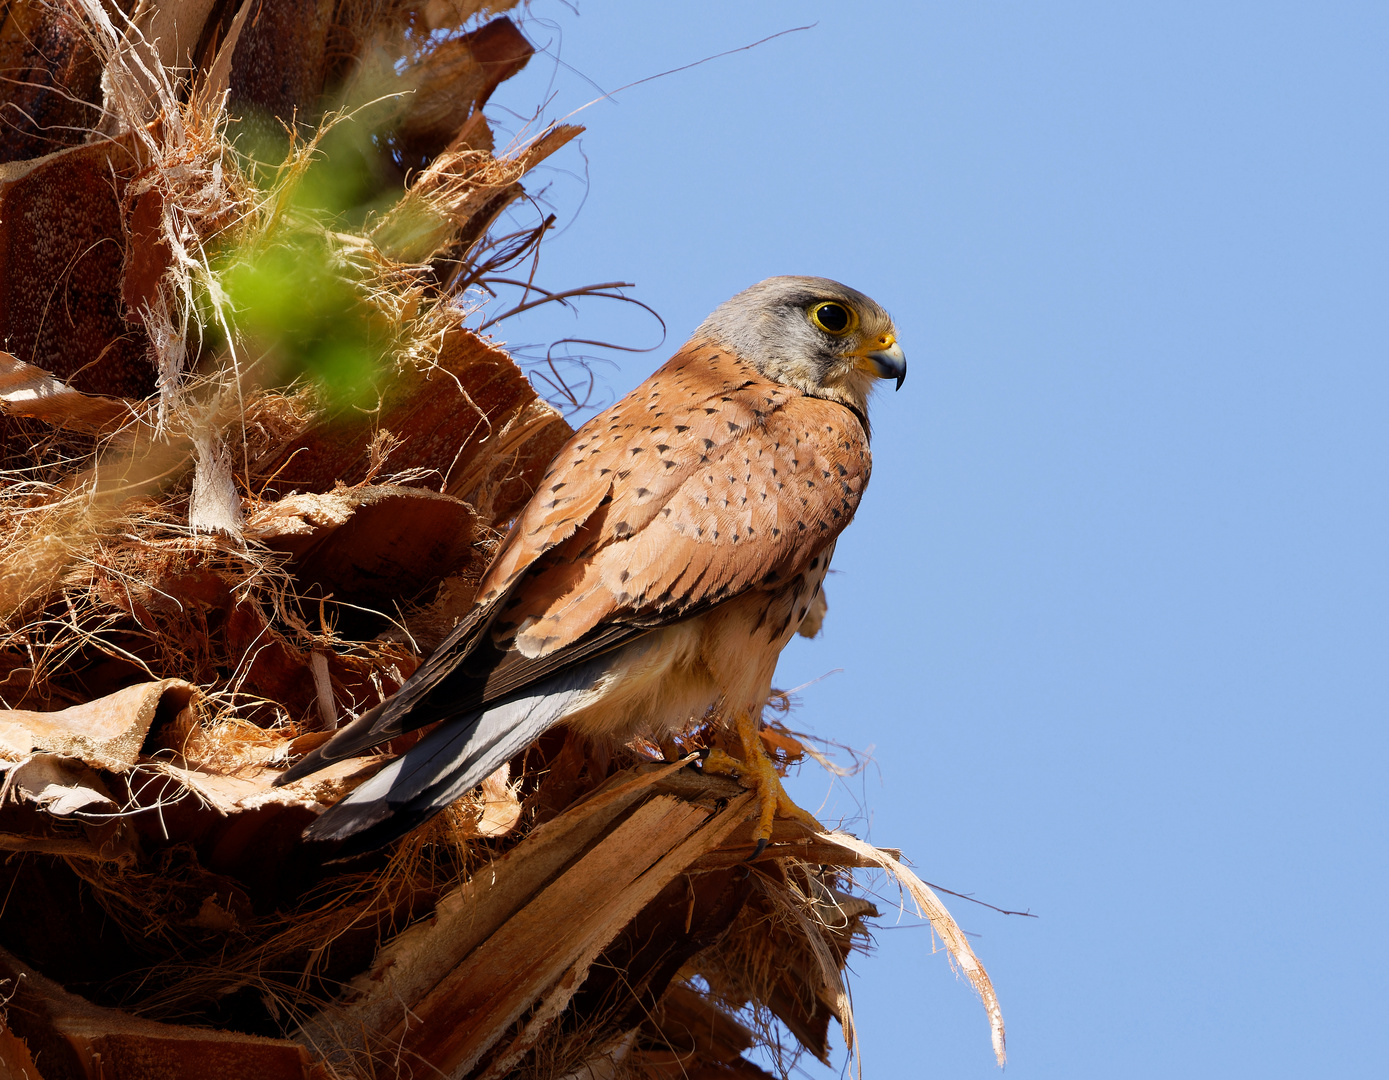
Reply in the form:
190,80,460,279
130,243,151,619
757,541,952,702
562,618,719,743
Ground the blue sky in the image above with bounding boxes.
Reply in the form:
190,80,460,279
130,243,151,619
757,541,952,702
482,3,1389,1076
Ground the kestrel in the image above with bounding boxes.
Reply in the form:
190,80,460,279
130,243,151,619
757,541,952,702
277,276,906,855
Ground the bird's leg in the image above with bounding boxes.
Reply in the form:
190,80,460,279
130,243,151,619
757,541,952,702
658,736,684,763
703,712,822,854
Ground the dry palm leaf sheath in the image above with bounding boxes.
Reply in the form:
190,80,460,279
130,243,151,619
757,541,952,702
0,3,1005,1078
280,278,909,859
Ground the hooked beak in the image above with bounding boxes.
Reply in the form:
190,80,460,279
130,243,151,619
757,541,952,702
861,337,907,391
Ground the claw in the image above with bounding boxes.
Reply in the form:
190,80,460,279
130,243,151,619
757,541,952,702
702,713,822,854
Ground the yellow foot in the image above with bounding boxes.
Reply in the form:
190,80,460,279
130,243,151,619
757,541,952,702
703,713,822,855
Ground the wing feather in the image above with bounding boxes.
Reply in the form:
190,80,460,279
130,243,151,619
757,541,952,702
500,342,871,656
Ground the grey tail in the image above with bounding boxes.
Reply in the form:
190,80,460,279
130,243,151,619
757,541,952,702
275,697,393,787
303,659,607,858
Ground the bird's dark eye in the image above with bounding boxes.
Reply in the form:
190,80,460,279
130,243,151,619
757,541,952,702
809,301,855,335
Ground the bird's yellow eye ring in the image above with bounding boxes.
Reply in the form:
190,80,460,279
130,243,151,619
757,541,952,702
809,301,857,336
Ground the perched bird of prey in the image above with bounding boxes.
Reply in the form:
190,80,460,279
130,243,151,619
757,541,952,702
277,276,906,856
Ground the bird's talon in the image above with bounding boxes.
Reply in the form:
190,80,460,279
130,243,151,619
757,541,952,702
700,747,741,777
775,787,823,832
747,837,769,861
704,713,822,856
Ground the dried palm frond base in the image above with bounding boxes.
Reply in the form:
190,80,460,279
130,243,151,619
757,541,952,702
0,690,1004,1080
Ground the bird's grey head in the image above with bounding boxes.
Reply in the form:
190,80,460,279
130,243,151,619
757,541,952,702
693,276,906,414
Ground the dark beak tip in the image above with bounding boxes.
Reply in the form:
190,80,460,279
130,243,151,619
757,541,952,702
867,345,907,391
